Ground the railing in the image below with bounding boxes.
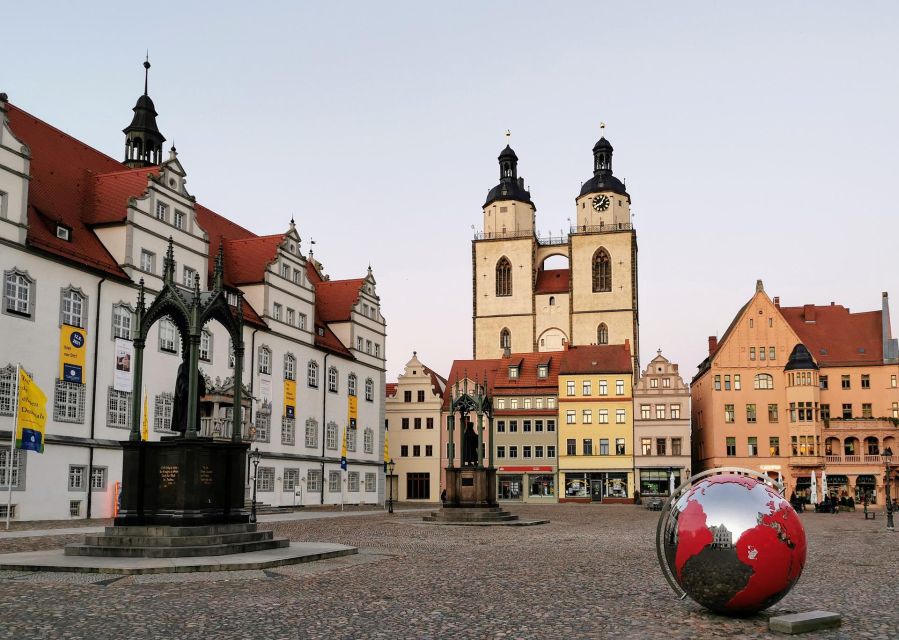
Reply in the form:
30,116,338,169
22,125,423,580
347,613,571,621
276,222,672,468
864,454,882,463
537,235,568,246
825,455,842,463
826,418,898,430
789,455,824,466
473,230,533,240
570,222,634,234
844,455,861,463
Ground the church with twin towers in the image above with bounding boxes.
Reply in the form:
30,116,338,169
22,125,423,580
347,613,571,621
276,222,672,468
472,131,641,374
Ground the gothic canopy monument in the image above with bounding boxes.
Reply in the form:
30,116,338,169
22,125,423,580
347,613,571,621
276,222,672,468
116,240,249,526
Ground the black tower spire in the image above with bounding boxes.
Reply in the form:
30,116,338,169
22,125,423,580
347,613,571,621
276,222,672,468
123,57,166,168
484,131,533,207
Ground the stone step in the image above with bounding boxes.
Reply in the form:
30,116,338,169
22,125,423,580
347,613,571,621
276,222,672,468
426,512,519,522
64,537,289,559
104,523,258,538
439,507,503,514
82,530,273,548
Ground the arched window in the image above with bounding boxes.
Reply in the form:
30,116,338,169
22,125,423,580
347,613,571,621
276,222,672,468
500,328,511,349
597,323,608,345
348,373,357,397
307,361,319,388
112,303,134,340
4,269,35,318
61,287,85,328
754,373,774,390
592,248,611,292
328,366,338,392
284,353,296,381
199,329,213,362
365,378,374,401
496,257,512,297
257,346,272,375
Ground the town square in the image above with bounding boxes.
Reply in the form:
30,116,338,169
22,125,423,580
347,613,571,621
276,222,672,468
1,2,898,638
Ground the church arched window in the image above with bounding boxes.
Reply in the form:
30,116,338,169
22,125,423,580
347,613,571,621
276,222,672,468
597,323,608,345
500,328,511,350
496,257,512,297
592,248,611,292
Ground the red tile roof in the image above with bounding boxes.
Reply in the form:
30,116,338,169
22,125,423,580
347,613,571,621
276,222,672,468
442,359,502,411
88,167,159,225
222,235,283,285
493,352,560,391
781,303,883,366
8,105,130,279
316,279,366,323
535,269,570,295
422,365,447,399
559,343,632,375
386,383,398,398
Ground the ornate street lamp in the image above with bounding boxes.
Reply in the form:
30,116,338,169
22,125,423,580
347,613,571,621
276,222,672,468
883,447,894,532
387,458,396,514
249,447,262,523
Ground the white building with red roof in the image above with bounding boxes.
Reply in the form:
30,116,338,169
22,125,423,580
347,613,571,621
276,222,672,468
0,70,387,520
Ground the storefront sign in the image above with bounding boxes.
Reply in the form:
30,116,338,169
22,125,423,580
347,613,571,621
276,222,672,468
759,464,781,471
498,466,553,472
113,338,134,392
59,324,87,384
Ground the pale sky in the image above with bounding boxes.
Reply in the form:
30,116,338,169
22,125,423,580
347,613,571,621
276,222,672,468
5,2,898,382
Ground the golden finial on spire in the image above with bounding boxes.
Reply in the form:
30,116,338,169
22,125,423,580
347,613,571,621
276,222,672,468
505,129,511,144
600,121,606,136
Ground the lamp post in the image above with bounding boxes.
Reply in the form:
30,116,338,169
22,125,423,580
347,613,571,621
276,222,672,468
883,447,894,532
387,458,396,514
249,447,262,523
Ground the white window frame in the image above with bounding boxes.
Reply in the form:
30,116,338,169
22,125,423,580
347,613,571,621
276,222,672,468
68,465,86,490
107,387,132,429
364,427,373,453
60,287,87,328
258,346,272,375
348,471,359,492
272,303,282,321
54,379,85,423
155,201,168,222
365,472,376,493
3,269,35,319
307,469,322,492
112,303,134,340
307,361,319,388
154,392,174,432
305,418,319,448
281,416,295,446
328,470,341,493
284,353,296,381
365,378,374,401
199,330,212,362
173,209,185,230
328,366,338,393
140,249,156,274
90,467,107,491
326,421,338,450
182,266,197,288
159,319,179,353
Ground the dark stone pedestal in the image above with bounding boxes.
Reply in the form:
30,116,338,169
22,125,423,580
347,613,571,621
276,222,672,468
115,438,249,526
444,467,497,507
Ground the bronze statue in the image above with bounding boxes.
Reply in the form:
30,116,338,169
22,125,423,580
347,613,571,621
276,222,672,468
171,362,206,436
462,421,478,466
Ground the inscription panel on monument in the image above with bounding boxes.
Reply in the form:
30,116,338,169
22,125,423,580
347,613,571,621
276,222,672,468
159,464,180,489
199,464,214,486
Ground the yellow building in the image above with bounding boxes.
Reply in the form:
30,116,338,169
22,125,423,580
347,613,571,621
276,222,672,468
558,343,635,503
472,136,640,375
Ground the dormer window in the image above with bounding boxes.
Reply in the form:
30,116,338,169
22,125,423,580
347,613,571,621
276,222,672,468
509,366,519,379
537,365,548,379
56,225,71,241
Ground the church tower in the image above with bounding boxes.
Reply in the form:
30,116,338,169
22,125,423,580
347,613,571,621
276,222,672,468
570,134,639,374
472,141,536,359
123,58,166,168
472,130,640,374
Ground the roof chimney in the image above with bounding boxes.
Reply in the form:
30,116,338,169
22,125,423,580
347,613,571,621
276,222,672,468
773,296,780,307
708,336,718,356
803,304,816,323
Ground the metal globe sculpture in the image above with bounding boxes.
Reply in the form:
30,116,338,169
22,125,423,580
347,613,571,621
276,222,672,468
656,468,807,615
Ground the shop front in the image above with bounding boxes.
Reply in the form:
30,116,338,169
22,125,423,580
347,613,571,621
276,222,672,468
856,474,877,504
561,471,631,503
824,474,849,501
497,466,557,503
638,468,682,497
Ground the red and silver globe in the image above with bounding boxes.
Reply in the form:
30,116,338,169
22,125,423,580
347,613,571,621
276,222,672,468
656,468,807,615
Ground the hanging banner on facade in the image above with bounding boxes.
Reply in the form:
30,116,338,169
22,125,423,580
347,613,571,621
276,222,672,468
113,338,134,392
59,324,87,384
259,377,272,403
284,379,296,418
347,395,358,429
16,369,47,453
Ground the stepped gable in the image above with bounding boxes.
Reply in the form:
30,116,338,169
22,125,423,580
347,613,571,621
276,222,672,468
560,343,632,374
7,104,130,279
780,303,883,366
535,269,569,295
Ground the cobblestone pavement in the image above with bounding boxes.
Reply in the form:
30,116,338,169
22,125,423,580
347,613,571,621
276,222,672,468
0,505,896,639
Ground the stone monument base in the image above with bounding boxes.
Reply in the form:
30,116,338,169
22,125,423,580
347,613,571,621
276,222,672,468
115,438,249,526
444,467,497,507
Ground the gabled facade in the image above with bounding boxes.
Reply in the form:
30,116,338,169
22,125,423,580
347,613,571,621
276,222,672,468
385,353,446,502
472,135,640,375
0,71,387,520
634,351,691,497
692,281,899,506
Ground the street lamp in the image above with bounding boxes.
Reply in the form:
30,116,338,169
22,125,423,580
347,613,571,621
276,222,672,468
249,447,262,523
387,458,396,514
882,447,894,532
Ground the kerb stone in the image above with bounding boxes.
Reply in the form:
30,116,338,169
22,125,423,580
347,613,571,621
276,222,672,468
769,611,842,634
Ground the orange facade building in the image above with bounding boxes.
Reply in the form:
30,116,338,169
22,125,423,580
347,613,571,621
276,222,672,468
692,281,899,506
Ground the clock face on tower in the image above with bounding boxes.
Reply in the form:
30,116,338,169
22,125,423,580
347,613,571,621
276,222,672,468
592,195,610,212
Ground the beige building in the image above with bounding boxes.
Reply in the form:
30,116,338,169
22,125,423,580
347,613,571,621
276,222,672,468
385,353,446,502
472,137,639,375
692,281,899,507
634,351,691,498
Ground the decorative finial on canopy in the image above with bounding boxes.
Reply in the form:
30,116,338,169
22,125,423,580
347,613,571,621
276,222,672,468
143,53,151,96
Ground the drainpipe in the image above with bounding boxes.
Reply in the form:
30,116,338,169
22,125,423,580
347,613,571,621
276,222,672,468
85,276,106,519
247,328,258,489
321,352,330,504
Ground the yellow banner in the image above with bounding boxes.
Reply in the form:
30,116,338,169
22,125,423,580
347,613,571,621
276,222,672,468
16,369,47,453
348,395,358,429
59,324,87,384
141,391,149,442
284,379,296,419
